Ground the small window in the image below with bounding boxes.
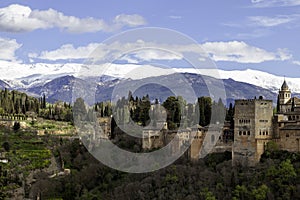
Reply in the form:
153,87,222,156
243,131,246,135
259,131,261,135
266,131,268,136
239,131,242,136
286,134,289,137
263,131,265,135
247,131,250,135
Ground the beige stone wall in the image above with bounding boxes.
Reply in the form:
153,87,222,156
190,131,205,160
256,139,272,160
142,129,163,149
233,99,273,166
278,129,300,152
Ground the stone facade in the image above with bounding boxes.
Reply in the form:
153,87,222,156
232,99,273,166
278,80,300,113
233,80,300,166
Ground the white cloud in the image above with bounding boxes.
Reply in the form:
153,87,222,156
292,60,300,65
0,4,146,33
277,48,293,60
251,0,300,7
169,15,182,19
29,41,182,62
30,40,293,64
123,50,183,63
0,37,22,61
200,41,291,63
248,15,298,27
233,29,271,39
29,43,101,60
113,14,146,27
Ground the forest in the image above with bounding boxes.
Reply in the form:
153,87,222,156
12,138,300,200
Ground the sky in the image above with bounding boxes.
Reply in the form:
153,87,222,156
0,0,300,77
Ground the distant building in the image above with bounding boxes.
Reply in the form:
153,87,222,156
232,98,273,166
138,79,300,166
233,80,300,166
278,80,300,113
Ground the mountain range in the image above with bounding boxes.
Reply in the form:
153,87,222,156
0,63,297,105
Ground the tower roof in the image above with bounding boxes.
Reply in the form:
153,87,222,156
281,80,289,91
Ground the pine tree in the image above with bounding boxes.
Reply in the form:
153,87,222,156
276,94,280,113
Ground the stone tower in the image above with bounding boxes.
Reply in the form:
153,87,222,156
278,80,292,113
232,98,273,166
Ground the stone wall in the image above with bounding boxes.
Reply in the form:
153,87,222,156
278,127,300,152
233,99,273,166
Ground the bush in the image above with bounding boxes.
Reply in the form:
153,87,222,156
2,141,10,151
13,121,20,132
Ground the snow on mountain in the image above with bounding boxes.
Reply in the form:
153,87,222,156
0,61,81,88
1,60,300,94
166,68,300,94
202,69,300,94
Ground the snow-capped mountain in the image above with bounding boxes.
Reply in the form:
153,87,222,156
0,60,299,95
211,69,300,94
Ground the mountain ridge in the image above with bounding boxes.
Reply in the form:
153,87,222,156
0,63,297,105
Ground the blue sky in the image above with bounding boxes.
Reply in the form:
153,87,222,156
1,0,300,77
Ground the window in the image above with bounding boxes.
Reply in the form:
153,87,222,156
286,134,289,137
243,131,246,135
259,120,268,123
239,131,242,136
247,131,250,135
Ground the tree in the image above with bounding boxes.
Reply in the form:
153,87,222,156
163,96,181,130
278,159,296,182
251,184,269,200
73,98,87,121
276,94,280,113
200,187,216,200
13,121,20,132
2,142,10,152
232,185,249,200
198,97,212,126
211,98,226,124
42,94,46,109
226,102,234,128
